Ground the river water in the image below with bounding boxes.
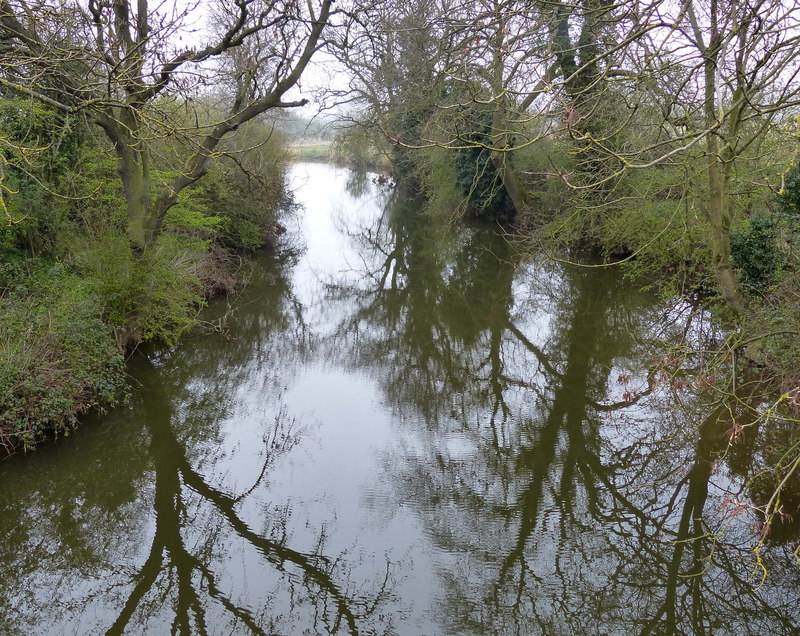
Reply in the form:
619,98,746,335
1,163,799,635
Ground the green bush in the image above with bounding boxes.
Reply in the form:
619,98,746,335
0,98,87,253
159,121,291,252
512,137,572,222
331,126,391,171
415,144,469,219
0,261,124,452
731,215,782,292
450,109,511,220
70,232,205,349
776,164,800,217
0,101,294,453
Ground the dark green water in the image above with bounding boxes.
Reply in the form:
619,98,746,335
1,163,799,635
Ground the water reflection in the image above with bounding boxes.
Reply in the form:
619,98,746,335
1,163,799,635
107,360,373,635
316,171,800,634
0,251,391,635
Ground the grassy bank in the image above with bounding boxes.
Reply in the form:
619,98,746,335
290,142,333,162
0,106,292,456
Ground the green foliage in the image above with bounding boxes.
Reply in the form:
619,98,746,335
0,260,123,452
453,146,509,219
540,160,718,295
512,137,572,221
385,103,435,187
776,164,800,217
159,120,291,252
451,111,510,220
0,241,24,289
0,98,83,180
0,97,294,454
70,232,205,349
413,144,468,219
331,127,390,171
164,185,224,241
731,215,782,292
606,200,714,291
0,98,86,251
59,144,127,237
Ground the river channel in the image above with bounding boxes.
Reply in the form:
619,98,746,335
1,163,799,635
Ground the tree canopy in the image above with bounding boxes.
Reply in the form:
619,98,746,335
0,0,333,248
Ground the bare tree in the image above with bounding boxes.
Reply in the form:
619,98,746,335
566,0,800,314
0,0,333,249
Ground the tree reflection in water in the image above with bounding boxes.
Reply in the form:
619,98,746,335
326,186,800,635
106,364,373,635
0,254,393,635
1,164,799,635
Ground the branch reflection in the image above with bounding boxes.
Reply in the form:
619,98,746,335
323,186,800,634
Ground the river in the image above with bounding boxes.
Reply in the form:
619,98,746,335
1,163,799,635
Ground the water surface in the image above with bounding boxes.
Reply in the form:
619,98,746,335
1,163,799,635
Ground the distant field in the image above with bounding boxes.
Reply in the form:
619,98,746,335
290,142,332,162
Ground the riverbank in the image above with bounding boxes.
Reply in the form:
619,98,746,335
0,229,286,456
2,162,798,634
0,127,292,456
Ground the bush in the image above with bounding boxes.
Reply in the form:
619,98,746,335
415,144,470,219
0,98,87,254
512,137,572,223
331,126,391,171
0,102,294,453
776,164,800,217
731,215,782,292
70,232,206,350
161,120,291,252
0,261,124,453
450,109,512,220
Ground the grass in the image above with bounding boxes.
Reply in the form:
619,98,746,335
290,142,332,162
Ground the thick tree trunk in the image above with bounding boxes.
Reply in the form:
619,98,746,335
707,152,744,315
491,149,527,215
104,111,155,251
702,24,744,317
120,148,153,251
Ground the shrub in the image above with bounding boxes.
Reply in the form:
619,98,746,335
0,261,124,453
160,121,291,252
450,110,512,220
776,164,800,217
0,98,88,254
70,232,206,350
331,126,391,171
415,144,469,220
731,215,782,292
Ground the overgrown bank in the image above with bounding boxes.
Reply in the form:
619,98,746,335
333,99,800,539
338,122,800,346
0,0,338,455
0,99,292,455
330,0,800,388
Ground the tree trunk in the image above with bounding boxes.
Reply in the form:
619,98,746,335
702,21,744,317
491,148,527,215
707,150,744,315
120,147,153,251
489,4,527,216
104,110,155,251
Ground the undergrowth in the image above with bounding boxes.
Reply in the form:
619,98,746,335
0,254,124,454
